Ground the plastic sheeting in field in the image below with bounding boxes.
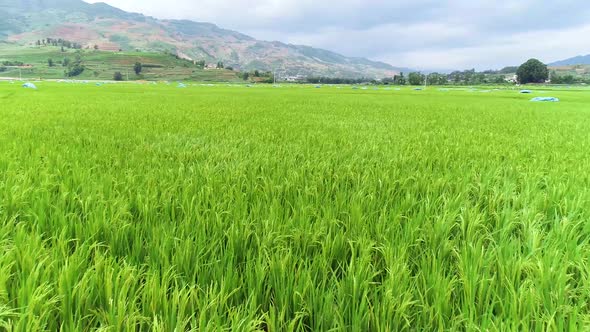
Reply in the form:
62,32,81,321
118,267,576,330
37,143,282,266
177,83,187,88
531,97,559,102
22,82,37,89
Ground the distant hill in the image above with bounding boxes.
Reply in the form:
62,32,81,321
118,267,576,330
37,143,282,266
549,55,590,67
0,0,405,78
0,44,246,82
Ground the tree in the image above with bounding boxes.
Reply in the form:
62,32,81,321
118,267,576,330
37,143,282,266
61,46,65,52
551,74,576,84
499,66,518,74
195,60,205,69
47,58,54,67
94,44,99,50
394,73,406,85
427,72,447,85
63,57,71,67
491,75,508,84
134,62,143,75
66,63,85,77
216,61,224,69
408,72,425,85
517,59,548,84
113,71,124,81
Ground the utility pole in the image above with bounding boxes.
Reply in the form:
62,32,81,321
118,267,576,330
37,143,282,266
126,69,129,81
19,67,22,81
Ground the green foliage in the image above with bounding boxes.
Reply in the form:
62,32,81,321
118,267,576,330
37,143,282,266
517,58,549,84
216,61,224,69
65,55,85,77
408,72,425,85
195,60,206,69
0,47,242,82
1,60,24,66
134,62,142,75
306,77,370,84
426,72,448,85
113,71,124,81
449,69,480,85
47,58,54,67
66,63,85,77
551,73,577,84
0,84,589,330
394,73,406,85
499,66,518,74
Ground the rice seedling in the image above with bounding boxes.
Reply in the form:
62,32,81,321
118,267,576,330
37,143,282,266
1,82,590,330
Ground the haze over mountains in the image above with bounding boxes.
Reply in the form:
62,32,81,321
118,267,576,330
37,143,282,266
0,0,412,78
549,55,590,67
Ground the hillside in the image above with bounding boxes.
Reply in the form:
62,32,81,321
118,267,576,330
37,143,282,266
0,0,403,78
549,55,590,67
0,43,243,82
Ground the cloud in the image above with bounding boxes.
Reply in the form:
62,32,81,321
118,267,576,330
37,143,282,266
85,0,590,69
378,24,590,70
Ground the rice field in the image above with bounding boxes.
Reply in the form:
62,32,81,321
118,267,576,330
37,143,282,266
1,82,590,331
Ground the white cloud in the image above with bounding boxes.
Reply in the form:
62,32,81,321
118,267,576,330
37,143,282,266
85,0,590,69
379,24,590,70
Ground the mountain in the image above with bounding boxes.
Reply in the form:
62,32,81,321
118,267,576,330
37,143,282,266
0,0,404,78
549,55,590,67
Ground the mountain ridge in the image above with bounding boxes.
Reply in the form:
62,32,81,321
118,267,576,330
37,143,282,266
0,0,409,78
549,55,590,67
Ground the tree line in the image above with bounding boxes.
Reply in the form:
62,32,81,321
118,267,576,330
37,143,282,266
304,71,509,86
36,38,84,51
300,60,583,86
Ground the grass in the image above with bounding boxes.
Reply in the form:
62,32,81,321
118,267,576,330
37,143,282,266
0,45,241,82
1,83,590,330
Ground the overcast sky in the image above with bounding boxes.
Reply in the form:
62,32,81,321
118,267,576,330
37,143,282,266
86,0,590,70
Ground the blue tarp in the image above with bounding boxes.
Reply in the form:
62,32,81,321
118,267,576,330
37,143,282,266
22,82,37,89
177,83,187,88
531,97,559,102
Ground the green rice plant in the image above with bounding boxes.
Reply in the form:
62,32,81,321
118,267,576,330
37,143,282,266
0,82,590,330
